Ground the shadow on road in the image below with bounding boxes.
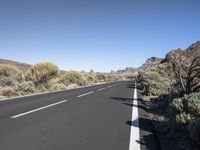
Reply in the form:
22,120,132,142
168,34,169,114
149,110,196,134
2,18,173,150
110,97,147,111
127,84,135,89
126,120,139,128
110,96,132,102
110,95,161,150
126,115,161,150
129,98,161,150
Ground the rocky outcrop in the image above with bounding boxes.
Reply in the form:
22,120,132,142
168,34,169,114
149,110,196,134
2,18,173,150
163,41,200,63
138,57,163,70
137,40,200,72
162,48,184,63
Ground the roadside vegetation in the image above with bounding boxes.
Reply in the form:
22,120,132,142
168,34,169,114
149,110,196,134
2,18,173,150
137,64,172,96
138,54,200,149
0,62,124,99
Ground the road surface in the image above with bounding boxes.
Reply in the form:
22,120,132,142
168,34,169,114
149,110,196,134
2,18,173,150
0,81,159,150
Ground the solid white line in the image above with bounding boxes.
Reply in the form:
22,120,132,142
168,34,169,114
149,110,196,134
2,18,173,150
129,81,141,150
11,100,68,119
77,91,94,98
97,88,106,91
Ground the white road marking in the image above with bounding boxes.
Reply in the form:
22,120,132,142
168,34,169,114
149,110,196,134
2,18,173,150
97,88,106,91
107,86,112,88
129,81,141,150
11,100,68,119
77,91,94,98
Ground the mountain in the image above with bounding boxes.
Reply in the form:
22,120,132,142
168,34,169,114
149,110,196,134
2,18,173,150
0,59,31,72
138,57,163,70
111,67,138,77
186,41,200,55
162,41,200,63
137,41,200,71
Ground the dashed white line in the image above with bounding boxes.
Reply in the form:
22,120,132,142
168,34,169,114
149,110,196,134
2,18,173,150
129,81,140,150
77,91,94,98
11,100,68,119
107,85,112,88
97,88,106,91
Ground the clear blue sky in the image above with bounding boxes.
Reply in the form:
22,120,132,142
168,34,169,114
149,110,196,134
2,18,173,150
0,0,200,72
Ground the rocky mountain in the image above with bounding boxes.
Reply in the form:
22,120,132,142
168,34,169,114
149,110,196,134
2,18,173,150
138,57,163,70
163,41,200,63
117,67,136,74
137,41,200,71
111,67,138,77
186,41,200,54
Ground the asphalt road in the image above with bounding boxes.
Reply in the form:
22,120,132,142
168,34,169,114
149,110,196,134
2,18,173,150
0,81,159,150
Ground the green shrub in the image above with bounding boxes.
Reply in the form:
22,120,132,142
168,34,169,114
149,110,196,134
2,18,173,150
49,83,67,91
85,75,98,84
156,64,172,77
47,78,60,88
176,112,192,124
95,74,107,82
170,98,184,115
184,93,200,117
188,118,200,147
58,74,70,86
26,62,59,85
138,70,171,96
146,71,161,82
60,71,86,86
0,64,22,81
149,80,170,95
169,93,200,126
16,81,35,95
0,64,20,77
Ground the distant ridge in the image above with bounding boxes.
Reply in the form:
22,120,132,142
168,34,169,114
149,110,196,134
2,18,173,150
110,67,137,77
0,59,31,72
138,40,200,71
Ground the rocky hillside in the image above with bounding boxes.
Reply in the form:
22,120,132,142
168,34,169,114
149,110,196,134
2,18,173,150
137,41,200,71
112,56,163,76
138,57,163,70
163,41,200,63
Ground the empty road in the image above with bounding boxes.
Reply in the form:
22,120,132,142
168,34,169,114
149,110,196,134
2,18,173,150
0,81,159,150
